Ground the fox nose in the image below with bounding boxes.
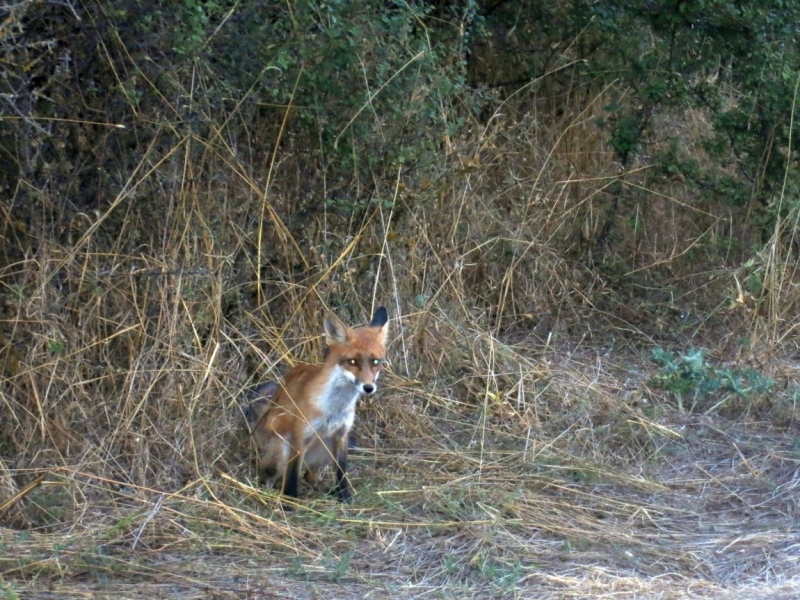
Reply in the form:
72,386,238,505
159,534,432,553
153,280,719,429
362,383,375,395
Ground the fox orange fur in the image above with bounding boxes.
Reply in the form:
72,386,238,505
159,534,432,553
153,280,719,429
246,307,389,502
244,382,336,491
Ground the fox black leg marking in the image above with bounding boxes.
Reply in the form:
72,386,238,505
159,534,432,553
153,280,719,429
283,453,300,498
329,431,352,503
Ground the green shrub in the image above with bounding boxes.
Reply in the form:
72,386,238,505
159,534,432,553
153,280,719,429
650,347,774,414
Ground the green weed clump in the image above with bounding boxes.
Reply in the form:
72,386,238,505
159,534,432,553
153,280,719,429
650,347,774,415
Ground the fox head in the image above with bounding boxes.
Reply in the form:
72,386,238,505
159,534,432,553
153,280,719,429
324,306,389,396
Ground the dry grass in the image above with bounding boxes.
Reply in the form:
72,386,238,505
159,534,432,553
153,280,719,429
2,22,800,599
1,348,799,599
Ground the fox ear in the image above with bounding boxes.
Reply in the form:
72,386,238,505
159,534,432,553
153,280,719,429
324,312,350,346
370,306,389,345
370,306,388,328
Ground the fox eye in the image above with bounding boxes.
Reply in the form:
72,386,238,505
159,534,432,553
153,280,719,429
347,358,358,367
371,358,382,367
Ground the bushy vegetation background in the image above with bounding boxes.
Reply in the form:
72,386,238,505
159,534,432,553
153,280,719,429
1,1,799,597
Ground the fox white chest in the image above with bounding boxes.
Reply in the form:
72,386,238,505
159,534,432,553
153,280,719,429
309,365,360,437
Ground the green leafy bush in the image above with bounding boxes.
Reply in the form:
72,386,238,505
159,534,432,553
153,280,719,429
650,347,774,414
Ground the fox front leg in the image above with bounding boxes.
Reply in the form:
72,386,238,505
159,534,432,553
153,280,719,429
329,430,352,503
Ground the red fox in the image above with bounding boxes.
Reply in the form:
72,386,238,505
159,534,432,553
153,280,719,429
245,307,389,502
